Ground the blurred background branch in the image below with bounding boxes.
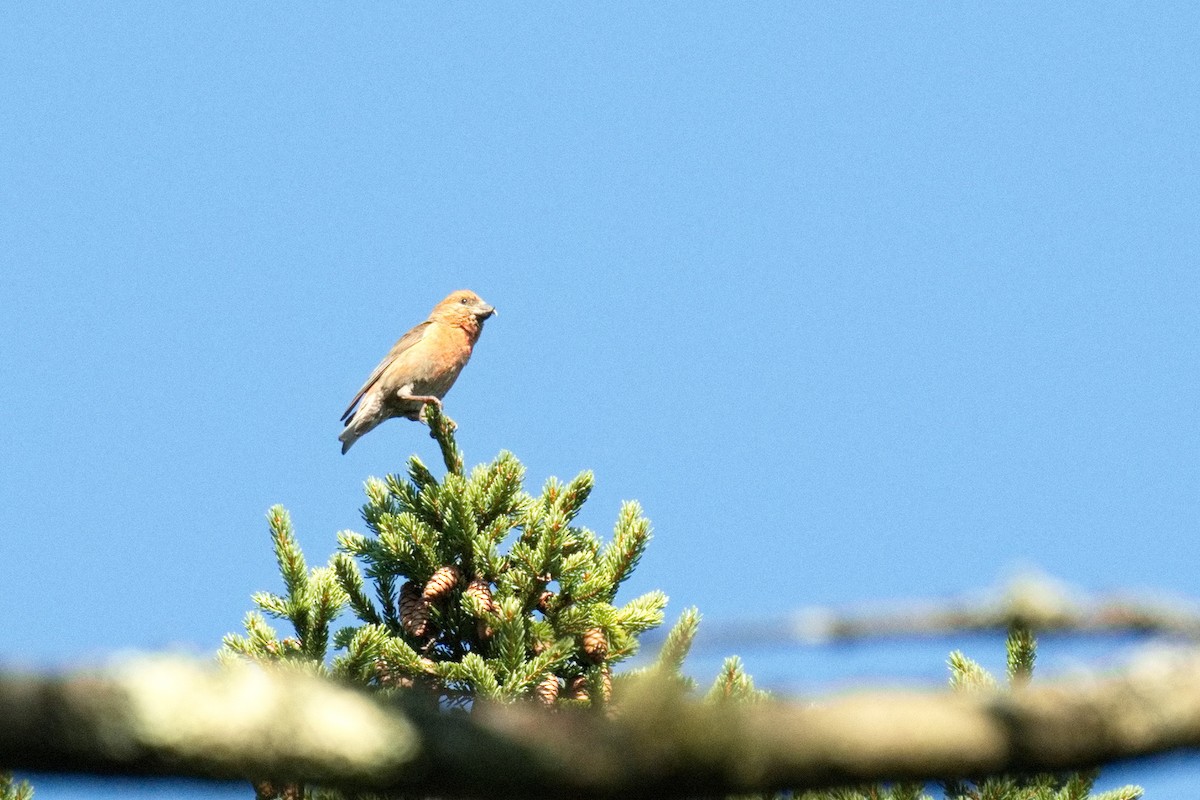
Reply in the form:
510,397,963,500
680,572,1200,654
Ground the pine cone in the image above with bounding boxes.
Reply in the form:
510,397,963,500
536,590,555,613
424,565,463,601
582,627,608,663
464,577,497,638
374,657,414,689
535,674,560,705
465,577,497,614
599,665,613,702
400,580,430,637
566,675,589,701
254,781,302,800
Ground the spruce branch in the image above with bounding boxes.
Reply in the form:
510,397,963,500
381,473,424,524
459,653,502,700
556,470,595,525
705,656,768,704
375,572,400,633
947,652,998,693
332,625,392,683
654,607,702,675
936,621,1129,800
0,772,33,800
251,592,290,620
423,404,463,475
221,612,281,662
539,476,564,513
616,608,702,697
503,639,575,698
1058,771,1100,800
492,596,528,678
362,477,391,514
406,456,440,492
468,534,503,582
440,472,479,559
1006,623,1036,687
586,664,613,708
267,506,310,637
225,516,351,670
233,421,668,710
304,567,348,662
1092,787,1144,800
268,507,308,598
330,552,380,626
380,637,434,679
598,501,651,598
615,591,668,635
334,529,372,563
474,451,528,527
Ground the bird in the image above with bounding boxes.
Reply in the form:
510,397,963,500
338,289,496,454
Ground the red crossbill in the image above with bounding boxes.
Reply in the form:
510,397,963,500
338,289,496,454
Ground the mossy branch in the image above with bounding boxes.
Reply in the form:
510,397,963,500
0,654,1177,797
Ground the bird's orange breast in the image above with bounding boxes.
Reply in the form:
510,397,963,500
383,320,477,397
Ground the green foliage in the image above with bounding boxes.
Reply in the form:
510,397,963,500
0,773,32,800
1006,623,1036,687
224,412,1146,800
223,406,666,708
655,606,701,675
940,624,1142,800
946,650,998,693
706,656,769,704
221,506,348,675
791,624,1143,800
797,786,931,800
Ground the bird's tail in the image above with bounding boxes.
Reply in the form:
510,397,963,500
338,425,359,454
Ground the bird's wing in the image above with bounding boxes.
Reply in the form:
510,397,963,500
340,320,432,422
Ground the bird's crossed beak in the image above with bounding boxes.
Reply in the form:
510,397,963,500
477,304,497,320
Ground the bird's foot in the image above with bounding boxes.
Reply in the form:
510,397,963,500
400,394,442,409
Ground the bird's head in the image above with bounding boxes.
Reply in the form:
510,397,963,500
432,289,497,327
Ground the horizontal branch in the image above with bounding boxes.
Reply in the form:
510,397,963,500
688,573,1200,650
2,649,1200,797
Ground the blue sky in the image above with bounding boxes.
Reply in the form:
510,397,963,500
2,3,1198,797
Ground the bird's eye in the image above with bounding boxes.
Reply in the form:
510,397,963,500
460,297,469,304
